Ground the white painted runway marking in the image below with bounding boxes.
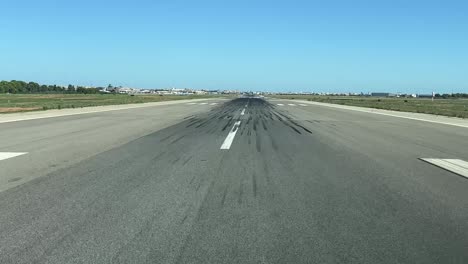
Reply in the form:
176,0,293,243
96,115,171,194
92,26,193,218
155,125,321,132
299,104,307,106
187,103,197,105
420,158,468,178
288,104,296,106
0,152,27,161
200,103,208,105
241,108,246,115
277,104,284,106
220,121,241,150
297,101,468,129
210,102,218,105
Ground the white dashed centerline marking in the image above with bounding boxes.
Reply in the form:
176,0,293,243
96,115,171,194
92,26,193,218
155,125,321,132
0,152,27,161
220,121,241,150
200,103,208,105
277,104,284,106
420,158,468,179
299,104,307,106
241,108,246,115
187,103,197,105
210,103,218,105
288,104,296,106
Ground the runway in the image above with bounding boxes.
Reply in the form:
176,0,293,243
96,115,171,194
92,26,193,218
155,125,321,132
0,97,467,263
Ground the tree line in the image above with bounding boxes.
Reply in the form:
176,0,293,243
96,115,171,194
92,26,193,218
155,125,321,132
435,93,468,98
0,80,101,94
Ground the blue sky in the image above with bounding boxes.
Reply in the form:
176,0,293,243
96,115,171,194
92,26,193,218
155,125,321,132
1,0,467,93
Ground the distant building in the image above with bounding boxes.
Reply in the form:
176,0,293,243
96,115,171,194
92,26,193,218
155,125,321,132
155,90,170,95
118,87,133,94
371,92,398,97
418,94,433,98
371,92,390,97
170,88,185,94
222,90,240,94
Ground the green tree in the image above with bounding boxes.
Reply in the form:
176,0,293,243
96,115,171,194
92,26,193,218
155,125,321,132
3,81,16,93
67,84,75,93
0,81,8,93
40,85,48,93
9,80,23,93
26,82,40,93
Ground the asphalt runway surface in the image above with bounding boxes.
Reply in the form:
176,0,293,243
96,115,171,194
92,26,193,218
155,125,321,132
0,98,467,263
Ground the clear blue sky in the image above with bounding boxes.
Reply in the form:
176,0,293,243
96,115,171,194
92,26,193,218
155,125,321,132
1,0,467,93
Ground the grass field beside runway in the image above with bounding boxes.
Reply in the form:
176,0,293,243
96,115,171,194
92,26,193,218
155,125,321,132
273,95,468,118
0,93,226,113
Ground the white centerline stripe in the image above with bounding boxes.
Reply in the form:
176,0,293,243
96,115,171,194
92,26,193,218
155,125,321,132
241,108,246,115
200,103,208,105
299,104,307,106
277,104,284,106
288,104,296,106
0,152,27,161
420,158,468,178
210,102,218,105
187,103,197,105
220,121,241,150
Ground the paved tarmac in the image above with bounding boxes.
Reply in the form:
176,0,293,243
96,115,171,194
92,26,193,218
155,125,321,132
0,98,467,263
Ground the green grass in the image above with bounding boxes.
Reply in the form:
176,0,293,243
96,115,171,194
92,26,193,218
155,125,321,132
0,93,226,113
271,95,468,118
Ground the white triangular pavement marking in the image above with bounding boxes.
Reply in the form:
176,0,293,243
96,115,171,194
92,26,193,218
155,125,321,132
0,152,28,161
420,158,468,178
444,159,468,170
